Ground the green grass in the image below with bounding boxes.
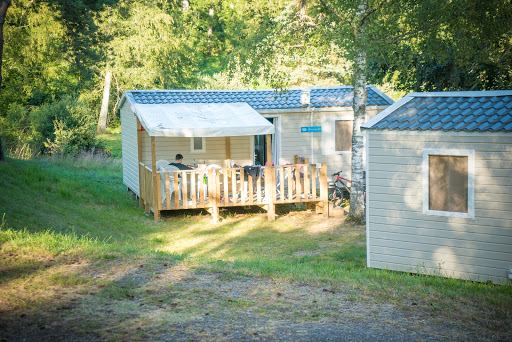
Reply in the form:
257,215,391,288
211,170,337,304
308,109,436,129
0,154,511,331
98,126,122,158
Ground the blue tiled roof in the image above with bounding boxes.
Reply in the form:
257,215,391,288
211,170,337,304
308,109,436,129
364,92,512,132
125,86,393,110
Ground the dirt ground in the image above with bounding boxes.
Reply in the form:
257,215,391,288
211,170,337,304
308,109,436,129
1,259,510,342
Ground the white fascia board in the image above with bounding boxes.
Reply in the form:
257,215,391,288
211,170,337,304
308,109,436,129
409,90,512,97
361,130,512,137
365,129,371,267
118,92,128,109
118,91,138,109
361,94,415,129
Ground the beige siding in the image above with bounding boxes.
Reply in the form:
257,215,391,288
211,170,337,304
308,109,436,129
120,103,140,195
270,108,384,177
367,131,512,284
141,135,252,167
122,104,388,196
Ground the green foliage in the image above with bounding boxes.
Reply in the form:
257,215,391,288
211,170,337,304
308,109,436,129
31,96,101,155
0,103,34,158
1,0,511,159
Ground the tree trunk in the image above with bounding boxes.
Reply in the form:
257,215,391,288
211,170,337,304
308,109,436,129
349,1,368,222
0,1,12,162
97,70,112,134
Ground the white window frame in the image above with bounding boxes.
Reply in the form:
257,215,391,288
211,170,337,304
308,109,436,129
334,118,354,154
422,148,475,219
322,115,353,155
190,137,206,154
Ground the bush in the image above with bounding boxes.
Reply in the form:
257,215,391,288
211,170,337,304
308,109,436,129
0,103,35,159
31,95,101,155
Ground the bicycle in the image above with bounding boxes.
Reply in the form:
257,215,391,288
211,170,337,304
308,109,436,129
329,171,351,208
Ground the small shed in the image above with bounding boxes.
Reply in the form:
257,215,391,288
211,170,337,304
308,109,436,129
362,90,512,284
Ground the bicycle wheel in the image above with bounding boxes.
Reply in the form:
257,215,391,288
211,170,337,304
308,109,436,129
332,188,344,208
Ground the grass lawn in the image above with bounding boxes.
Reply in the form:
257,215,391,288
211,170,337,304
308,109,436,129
98,126,122,158
0,147,511,340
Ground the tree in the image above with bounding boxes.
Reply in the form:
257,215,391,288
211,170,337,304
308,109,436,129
97,69,111,133
0,0,11,162
276,0,511,222
370,0,512,92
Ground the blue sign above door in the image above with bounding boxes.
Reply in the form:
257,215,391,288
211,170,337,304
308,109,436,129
301,126,322,133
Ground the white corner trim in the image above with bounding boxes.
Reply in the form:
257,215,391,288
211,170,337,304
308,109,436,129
422,148,475,219
365,130,371,267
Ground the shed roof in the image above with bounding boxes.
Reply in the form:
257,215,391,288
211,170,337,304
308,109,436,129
362,90,512,132
120,86,393,110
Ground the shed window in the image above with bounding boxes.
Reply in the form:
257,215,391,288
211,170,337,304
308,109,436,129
429,155,468,212
335,120,353,152
190,137,206,153
422,149,474,219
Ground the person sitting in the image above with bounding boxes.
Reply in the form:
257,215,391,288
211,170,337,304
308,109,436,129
169,154,193,170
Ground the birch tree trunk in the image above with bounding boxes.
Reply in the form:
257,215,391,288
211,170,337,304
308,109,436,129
0,0,12,162
349,1,368,222
97,70,112,134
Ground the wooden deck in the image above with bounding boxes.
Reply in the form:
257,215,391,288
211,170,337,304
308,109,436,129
138,163,329,221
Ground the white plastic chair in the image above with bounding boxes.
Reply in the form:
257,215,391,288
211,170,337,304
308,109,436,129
206,164,222,170
156,159,170,170
159,164,182,204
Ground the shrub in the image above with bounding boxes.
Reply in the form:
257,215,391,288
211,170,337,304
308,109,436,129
0,103,35,159
31,95,101,155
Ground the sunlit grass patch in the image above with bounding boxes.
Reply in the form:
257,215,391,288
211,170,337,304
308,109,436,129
0,217,108,257
0,155,511,339
99,127,122,158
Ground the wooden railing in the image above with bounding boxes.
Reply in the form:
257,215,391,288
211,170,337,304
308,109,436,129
138,162,329,221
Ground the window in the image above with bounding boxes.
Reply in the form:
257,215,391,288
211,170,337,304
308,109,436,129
190,137,206,153
335,120,353,152
422,149,474,218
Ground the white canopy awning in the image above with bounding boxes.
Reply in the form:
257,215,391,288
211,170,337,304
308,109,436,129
133,102,275,137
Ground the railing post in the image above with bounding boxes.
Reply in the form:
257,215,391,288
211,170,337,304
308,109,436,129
139,163,145,208
265,166,276,221
144,166,150,214
137,119,144,207
320,162,329,218
151,137,160,220
208,169,219,222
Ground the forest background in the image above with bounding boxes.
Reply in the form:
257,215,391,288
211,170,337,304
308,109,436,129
0,0,511,158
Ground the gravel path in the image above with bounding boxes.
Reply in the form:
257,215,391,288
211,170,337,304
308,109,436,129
1,264,509,342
